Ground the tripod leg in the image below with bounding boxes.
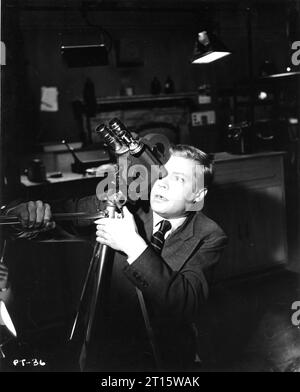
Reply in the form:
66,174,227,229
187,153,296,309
79,244,110,371
69,242,100,340
135,288,162,370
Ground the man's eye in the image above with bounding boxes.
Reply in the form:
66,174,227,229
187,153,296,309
175,175,184,183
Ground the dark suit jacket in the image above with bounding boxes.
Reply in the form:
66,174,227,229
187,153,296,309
76,197,228,371
4,196,227,371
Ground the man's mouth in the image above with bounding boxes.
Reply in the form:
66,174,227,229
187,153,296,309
153,194,168,202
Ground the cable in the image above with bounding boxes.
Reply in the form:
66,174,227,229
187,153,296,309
79,2,113,53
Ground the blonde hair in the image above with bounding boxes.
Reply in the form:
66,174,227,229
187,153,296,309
169,144,214,188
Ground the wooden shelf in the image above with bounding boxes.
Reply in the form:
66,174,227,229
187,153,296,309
94,92,198,111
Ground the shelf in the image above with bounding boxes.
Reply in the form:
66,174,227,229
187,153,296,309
231,99,275,107
213,151,286,164
260,71,300,79
94,92,197,111
218,74,299,97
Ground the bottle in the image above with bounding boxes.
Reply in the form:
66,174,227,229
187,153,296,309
150,77,161,95
198,84,211,104
164,76,174,94
83,77,97,117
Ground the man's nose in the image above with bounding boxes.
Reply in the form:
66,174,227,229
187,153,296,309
157,176,169,189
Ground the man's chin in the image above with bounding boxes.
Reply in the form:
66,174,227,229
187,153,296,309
150,200,168,214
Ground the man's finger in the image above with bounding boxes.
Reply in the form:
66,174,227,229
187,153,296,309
17,203,30,226
122,206,131,218
44,203,52,222
44,203,55,229
122,206,136,230
0,265,8,271
94,218,109,225
27,201,37,228
35,200,45,227
96,237,109,245
96,224,110,231
96,235,107,243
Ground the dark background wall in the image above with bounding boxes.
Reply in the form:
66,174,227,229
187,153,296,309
2,1,292,146
1,2,299,370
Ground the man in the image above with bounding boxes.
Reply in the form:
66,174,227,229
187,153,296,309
0,264,10,303
5,144,227,371
0,253,12,365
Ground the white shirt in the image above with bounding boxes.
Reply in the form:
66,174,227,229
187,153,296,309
127,212,187,264
152,211,186,239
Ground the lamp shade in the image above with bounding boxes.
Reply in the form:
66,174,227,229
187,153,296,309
61,44,108,67
0,300,17,338
192,31,231,64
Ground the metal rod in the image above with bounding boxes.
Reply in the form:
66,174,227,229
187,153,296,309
70,202,116,371
69,242,100,341
86,244,109,341
6,3,233,13
0,212,105,226
246,6,255,126
135,287,162,369
0,241,6,264
0,345,5,359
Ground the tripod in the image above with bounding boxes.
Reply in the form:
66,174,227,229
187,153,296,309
69,193,162,371
69,118,168,371
0,240,18,362
69,194,118,371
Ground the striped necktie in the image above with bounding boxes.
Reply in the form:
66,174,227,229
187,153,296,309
151,220,172,254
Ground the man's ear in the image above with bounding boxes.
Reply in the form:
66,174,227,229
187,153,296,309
188,188,207,212
193,188,207,203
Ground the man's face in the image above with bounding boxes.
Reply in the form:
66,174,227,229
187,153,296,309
150,155,205,219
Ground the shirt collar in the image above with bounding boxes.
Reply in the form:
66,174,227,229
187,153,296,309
152,211,187,234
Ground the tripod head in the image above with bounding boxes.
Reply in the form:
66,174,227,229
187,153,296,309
95,118,170,205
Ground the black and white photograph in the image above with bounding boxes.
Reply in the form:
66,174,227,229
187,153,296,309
1,0,300,377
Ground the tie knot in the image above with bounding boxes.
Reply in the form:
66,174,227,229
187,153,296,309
151,219,172,254
158,220,172,235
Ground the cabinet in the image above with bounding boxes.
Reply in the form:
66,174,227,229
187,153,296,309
204,151,287,282
218,75,300,153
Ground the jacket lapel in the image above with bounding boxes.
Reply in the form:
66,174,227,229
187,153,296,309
139,208,204,272
162,212,201,271
136,207,153,242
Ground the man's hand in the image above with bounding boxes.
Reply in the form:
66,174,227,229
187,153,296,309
0,264,12,304
6,200,55,230
95,206,147,260
0,264,9,289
